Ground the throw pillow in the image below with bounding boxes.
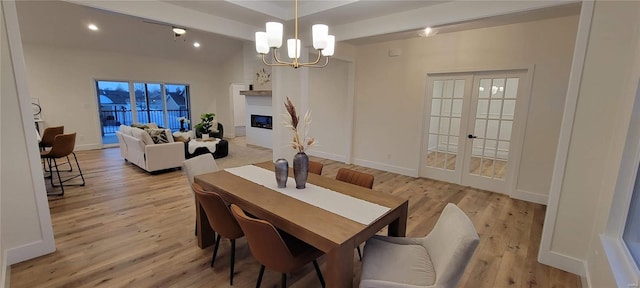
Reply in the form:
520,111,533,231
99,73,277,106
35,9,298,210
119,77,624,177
131,123,149,129
145,128,170,144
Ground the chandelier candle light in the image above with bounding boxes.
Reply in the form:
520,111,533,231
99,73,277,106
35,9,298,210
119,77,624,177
255,0,335,69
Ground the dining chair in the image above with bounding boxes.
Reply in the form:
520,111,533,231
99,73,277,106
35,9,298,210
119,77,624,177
308,161,324,175
335,167,374,260
359,203,479,288
39,126,64,151
39,126,72,172
230,204,325,288
192,183,244,286
40,133,85,196
182,154,219,235
336,167,374,189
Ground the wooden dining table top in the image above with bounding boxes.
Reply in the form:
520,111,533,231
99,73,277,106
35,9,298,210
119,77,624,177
194,160,408,253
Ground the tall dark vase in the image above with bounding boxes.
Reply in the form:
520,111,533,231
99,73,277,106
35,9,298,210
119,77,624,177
293,152,309,189
274,158,288,188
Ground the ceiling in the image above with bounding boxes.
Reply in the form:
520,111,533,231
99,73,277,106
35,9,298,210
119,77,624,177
14,0,581,65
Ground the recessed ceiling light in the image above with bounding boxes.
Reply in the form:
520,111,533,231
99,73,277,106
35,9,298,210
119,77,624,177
418,27,437,37
193,42,201,48
172,27,186,35
88,24,99,31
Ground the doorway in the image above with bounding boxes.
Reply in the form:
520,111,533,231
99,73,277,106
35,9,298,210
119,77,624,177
420,70,531,194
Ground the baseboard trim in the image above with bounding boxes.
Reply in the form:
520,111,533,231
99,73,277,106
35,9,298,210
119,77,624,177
308,150,346,163
538,249,587,277
2,250,8,288
76,144,101,151
6,239,55,265
352,158,417,177
511,189,549,205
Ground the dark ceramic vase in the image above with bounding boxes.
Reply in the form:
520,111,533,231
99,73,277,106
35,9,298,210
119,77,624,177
274,158,288,188
293,152,309,189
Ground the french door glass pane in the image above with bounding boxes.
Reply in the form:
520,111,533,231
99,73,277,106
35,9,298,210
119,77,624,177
431,99,442,116
505,78,519,98
491,79,505,98
442,99,452,116
479,79,491,98
469,76,519,179
426,79,465,171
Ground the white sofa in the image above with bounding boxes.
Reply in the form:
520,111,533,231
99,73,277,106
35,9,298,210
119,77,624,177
116,125,185,173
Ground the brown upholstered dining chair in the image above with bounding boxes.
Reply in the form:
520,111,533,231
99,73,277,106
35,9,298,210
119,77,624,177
192,183,244,286
39,126,72,173
335,167,374,260
40,133,85,196
230,204,325,288
308,161,324,175
39,126,64,151
335,168,374,189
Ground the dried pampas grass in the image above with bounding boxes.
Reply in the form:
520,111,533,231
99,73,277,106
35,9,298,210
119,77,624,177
283,97,316,153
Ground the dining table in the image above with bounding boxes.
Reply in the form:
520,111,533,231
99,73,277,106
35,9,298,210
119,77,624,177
194,161,409,287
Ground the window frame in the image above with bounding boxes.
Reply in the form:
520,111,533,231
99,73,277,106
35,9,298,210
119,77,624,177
603,78,640,287
96,80,191,133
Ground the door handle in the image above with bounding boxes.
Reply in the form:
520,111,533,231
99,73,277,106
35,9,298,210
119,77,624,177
468,134,477,139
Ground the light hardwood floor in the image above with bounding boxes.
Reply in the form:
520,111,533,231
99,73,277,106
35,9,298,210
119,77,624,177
11,138,580,287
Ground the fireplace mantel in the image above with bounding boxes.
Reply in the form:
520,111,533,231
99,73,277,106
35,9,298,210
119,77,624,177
240,90,271,97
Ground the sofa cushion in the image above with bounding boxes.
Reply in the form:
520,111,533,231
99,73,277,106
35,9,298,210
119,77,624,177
145,128,170,144
130,127,154,145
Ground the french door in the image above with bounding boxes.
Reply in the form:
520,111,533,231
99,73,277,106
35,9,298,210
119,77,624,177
420,70,530,194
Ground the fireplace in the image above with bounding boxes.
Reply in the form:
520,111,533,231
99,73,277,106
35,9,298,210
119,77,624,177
251,114,272,130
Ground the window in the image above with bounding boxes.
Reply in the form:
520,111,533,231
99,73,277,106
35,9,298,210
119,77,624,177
97,80,191,145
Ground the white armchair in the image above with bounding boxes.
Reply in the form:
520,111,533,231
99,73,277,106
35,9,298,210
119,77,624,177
359,203,479,288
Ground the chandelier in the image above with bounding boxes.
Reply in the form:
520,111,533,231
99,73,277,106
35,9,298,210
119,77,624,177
254,0,335,69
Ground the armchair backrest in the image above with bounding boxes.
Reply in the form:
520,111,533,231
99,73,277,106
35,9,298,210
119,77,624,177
424,203,479,287
211,123,224,139
182,154,218,185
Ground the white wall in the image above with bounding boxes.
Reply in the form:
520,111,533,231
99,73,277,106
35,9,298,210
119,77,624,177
352,15,579,199
217,48,246,136
21,44,242,149
308,57,351,162
1,0,54,272
542,2,640,285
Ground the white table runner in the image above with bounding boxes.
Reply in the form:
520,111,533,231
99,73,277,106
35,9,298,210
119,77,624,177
225,165,390,225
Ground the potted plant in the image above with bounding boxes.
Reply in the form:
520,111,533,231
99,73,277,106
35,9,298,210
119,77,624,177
194,113,216,139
